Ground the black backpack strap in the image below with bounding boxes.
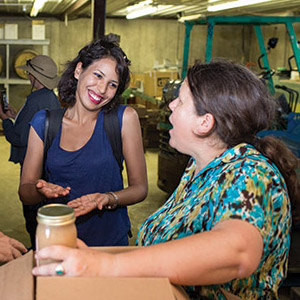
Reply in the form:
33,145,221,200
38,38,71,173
103,107,123,176
44,109,50,157
43,108,67,180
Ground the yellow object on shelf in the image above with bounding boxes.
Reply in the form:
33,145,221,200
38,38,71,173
14,49,39,79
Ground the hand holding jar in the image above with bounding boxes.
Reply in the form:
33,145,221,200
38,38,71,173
36,204,77,266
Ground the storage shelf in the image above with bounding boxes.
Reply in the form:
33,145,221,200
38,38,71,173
0,78,30,85
0,39,50,101
0,39,50,45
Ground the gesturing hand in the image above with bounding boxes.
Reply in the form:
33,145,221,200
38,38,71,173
0,232,28,263
68,193,111,217
36,179,71,199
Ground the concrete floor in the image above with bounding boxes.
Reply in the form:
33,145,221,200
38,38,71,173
0,135,168,248
0,135,31,247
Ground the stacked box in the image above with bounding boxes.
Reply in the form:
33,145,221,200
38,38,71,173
130,73,145,91
0,24,4,39
32,20,45,40
4,24,18,39
144,70,179,97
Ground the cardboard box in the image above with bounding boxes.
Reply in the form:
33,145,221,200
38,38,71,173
144,70,179,97
0,24,4,39
4,24,18,39
32,20,45,40
130,73,145,90
0,247,190,300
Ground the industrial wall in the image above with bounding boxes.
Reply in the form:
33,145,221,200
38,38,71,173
0,16,299,111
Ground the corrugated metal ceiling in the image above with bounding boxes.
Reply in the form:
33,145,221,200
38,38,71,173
0,0,299,20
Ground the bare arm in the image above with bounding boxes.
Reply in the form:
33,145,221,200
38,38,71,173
33,219,263,286
18,126,70,205
117,106,148,205
113,219,263,285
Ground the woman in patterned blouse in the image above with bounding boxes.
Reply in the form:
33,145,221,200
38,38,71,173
32,59,299,300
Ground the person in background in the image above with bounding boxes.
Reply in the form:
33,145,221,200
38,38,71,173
0,55,61,249
0,231,27,263
18,37,148,247
32,59,299,300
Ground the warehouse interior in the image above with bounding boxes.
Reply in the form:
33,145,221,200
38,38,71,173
0,0,300,299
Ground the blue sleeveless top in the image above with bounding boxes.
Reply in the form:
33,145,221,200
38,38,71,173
30,105,131,246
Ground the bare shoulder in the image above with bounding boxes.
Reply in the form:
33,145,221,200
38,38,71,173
121,106,143,140
123,106,139,124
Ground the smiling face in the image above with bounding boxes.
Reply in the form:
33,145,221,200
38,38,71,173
74,57,119,111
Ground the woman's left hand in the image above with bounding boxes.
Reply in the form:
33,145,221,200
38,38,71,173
32,243,114,277
36,179,71,199
68,193,110,217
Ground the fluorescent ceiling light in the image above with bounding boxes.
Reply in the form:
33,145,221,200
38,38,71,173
207,0,272,12
178,14,204,23
127,6,158,19
126,0,152,12
125,0,172,19
30,0,47,17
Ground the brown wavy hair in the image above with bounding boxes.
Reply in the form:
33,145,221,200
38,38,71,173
58,35,131,112
187,58,299,210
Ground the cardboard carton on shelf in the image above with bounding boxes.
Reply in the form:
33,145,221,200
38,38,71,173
144,69,179,97
4,24,18,39
130,72,145,91
0,24,4,39
0,246,190,300
32,20,45,40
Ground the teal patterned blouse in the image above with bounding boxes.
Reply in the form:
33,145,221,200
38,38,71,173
137,143,291,299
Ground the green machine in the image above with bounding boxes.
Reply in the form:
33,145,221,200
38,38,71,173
181,16,300,158
157,16,300,194
181,16,300,95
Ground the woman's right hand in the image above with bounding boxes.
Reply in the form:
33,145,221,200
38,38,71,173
5,105,17,119
36,179,71,199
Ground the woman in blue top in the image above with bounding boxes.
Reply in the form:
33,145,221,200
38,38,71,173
32,59,299,299
18,37,148,247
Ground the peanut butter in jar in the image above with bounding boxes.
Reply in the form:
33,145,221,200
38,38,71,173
36,204,77,265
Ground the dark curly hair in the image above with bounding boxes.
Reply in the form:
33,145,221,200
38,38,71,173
58,35,131,112
187,58,299,206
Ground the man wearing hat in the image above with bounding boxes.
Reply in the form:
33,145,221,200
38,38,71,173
0,55,61,249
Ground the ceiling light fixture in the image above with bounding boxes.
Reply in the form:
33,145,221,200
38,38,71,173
207,0,272,12
30,0,47,17
127,6,157,19
126,0,172,19
178,14,204,23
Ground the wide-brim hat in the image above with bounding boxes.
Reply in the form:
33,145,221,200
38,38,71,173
17,55,59,90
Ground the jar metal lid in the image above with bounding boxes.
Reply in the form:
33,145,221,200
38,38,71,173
37,204,75,225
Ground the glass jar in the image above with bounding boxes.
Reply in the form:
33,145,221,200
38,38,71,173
36,204,77,265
